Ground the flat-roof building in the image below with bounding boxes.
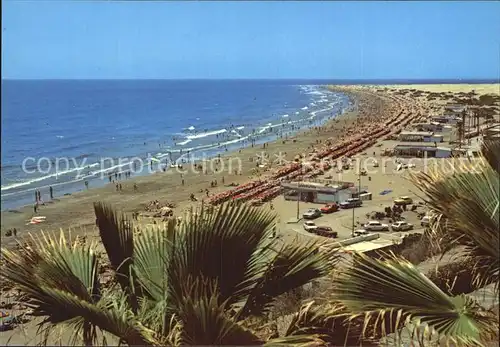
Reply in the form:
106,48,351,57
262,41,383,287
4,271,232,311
432,115,462,125
413,122,442,132
444,104,467,115
398,131,444,143
281,180,356,204
393,144,452,158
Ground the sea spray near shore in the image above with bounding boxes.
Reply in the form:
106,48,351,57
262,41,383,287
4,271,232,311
1,80,351,210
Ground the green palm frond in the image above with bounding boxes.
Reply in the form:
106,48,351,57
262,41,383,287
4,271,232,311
2,231,119,346
481,139,500,175
37,287,159,346
411,146,499,288
239,242,338,319
166,203,276,309
333,252,499,346
133,222,175,301
427,257,496,296
174,278,263,346
264,334,326,347
94,202,142,310
283,301,369,346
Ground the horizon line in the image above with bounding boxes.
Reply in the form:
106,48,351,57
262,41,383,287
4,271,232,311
2,77,499,83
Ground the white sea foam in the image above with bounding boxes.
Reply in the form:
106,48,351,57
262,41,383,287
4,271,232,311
187,126,195,131
186,128,227,140
282,114,289,118
177,139,192,146
236,126,245,130
92,162,133,176
1,162,100,191
301,106,308,110
231,130,242,137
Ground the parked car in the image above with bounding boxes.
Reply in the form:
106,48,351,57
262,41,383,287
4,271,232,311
393,196,413,206
340,198,363,209
353,229,370,237
303,221,318,232
391,221,414,231
303,208,322,219
320,203,339,214
421,215,432,227
316,226,338,238
363,220,390,231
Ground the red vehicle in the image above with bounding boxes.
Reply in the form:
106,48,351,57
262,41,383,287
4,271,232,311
320,203,339,214
315,226,338,238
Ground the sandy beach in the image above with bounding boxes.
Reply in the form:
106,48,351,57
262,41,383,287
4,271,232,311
1,83,499,345
2,84,498,249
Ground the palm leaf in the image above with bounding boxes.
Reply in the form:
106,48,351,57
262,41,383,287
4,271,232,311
36,287,159,346
411,149,499,288
94,202,142,310
481,139,500,175
427,257,496,296
174,278,263,345
2,231,108,346
166,203,276,310
283,301,375,346
133,222,175,301
239,241,338,318
332,252,499,345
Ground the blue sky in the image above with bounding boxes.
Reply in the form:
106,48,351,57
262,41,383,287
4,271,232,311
2,1,500,80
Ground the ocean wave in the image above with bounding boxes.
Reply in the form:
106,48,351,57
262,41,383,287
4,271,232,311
177,139,192,146
282,114,289,118
91,162,132,177
231,129,243,138
186,128,227,140
1,162,100,192
258,123,273,134
301,106,308,110
306,91,324,96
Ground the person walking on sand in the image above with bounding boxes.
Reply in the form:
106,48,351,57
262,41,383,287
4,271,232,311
13,228,17,237
134,183,138,191
49,186,53,199
119,183,122,191
116,183,119,191
85,180,89,189
35,190,38,203
34,203,38,214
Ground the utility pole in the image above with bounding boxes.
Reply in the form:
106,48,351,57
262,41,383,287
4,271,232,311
352,172,362,236
296,161,302,220
296,181,300,220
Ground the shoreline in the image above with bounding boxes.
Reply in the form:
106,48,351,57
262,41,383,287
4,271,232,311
0,94,360,245
1,82,498,344
2,83,498,250
1,86,351,211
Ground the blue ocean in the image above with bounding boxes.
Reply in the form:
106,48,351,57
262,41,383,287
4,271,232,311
1,80,352,211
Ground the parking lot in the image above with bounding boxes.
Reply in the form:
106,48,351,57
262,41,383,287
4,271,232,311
272,193,427,244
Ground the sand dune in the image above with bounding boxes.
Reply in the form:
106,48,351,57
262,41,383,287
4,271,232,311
381,83,500,95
